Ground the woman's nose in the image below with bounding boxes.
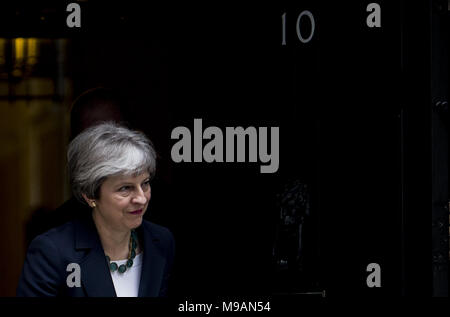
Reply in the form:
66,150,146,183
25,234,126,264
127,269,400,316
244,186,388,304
132,188,148,205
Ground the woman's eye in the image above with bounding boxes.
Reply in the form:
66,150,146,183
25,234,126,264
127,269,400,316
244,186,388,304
142,180,151,189
119,186,131,192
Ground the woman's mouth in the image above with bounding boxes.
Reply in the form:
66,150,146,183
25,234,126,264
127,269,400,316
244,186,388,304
129,209,143,215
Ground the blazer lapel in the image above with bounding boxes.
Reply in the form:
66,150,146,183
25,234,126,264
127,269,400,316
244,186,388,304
138,225,167,297
75,216,117,297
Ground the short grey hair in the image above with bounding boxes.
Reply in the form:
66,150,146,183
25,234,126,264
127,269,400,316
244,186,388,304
67,122,157,203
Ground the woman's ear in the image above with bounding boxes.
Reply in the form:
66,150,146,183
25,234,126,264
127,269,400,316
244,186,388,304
81,193,95,208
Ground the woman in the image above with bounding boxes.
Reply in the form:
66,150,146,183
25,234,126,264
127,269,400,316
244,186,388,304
17,122,175,297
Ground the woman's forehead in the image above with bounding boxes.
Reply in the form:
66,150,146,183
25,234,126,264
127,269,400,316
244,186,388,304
108,172,150,184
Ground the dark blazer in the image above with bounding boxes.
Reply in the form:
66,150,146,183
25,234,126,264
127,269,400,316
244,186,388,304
17,213,175,297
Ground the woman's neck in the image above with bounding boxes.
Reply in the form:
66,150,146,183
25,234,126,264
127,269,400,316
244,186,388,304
92,211,130,261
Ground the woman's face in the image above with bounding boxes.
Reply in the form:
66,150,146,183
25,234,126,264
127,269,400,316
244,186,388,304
92,172,151,232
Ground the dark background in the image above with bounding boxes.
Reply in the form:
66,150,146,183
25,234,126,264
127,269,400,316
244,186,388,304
0,0,447,297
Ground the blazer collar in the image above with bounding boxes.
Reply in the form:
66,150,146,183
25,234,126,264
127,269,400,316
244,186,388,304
74,214,166,297
74,212,101,249
137,224,167,297
74,214,116,297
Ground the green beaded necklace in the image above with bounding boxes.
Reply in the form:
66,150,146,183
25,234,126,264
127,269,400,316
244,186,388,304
105,230,138,274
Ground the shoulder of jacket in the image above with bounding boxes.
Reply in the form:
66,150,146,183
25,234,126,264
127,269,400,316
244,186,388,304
29,221,76,250
141,220,173,241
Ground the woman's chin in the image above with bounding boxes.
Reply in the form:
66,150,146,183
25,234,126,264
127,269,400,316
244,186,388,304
127,216,143,230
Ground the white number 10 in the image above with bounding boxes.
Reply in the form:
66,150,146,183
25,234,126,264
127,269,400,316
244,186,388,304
282,11,316,45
